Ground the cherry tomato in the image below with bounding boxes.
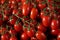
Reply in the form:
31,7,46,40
10,4,16,9
23,26,27,33
21,32,28,40
9,29,16,35
1,0,5,4
22,3,30,16
10,36,17,40
37,23,46,32
40,11,45,18
30,8,38,20
36,31,46,40
21,0,26,4
42,15,51,27
3,15,9,21
1,33,10,40
27,28,35,37
38,3,46,10
57,33,60,40
9,18,16,25
12,9,18,15
14,23,22,32
51,19,59,30
16,0,21,2
31,37,37,40
9,0,16,4
51,29,59,36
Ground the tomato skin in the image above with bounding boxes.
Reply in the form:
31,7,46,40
22,4,30,16
21,32,28,40
27,28,35,37
51,29,59,36
10,36,17,40
31,37,37,40
4,15,9,21
36,31,46,40
42,15,51,27
16,0,21,2
9,29,16,35
40,11,45,19
9,0,16,4
21,0,26,4
51,19,59,30
9,19,16,25
38,3,46,10
14,23,22,32
1,0,5,4
30,8,38,20
12,9,18,15
37,23,46,32
1,33,10,40
57,33,60,40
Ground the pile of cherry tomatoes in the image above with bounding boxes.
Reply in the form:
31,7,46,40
0,0,60,40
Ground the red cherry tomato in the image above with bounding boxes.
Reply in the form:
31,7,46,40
1,33,10,40
31,37,37,40
36,31,46,40
21,32,28,40
16,0,21,2
37,23,46,32
14,23,22,32
9,0,16,4
1,0,5,4
21,0,26,4
51,29,59,36
4,15,9,21
27,28,35,37
42,15,51,27
40,11,45,18
9,18,16,25
22,3,30,16
30,8,38,20
9,29,16,35
10,36,17,40
12,9,18,15
38,3,46,10
57,33,60,40
51,19,59,30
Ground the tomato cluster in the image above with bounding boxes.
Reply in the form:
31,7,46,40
0,0,60,40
